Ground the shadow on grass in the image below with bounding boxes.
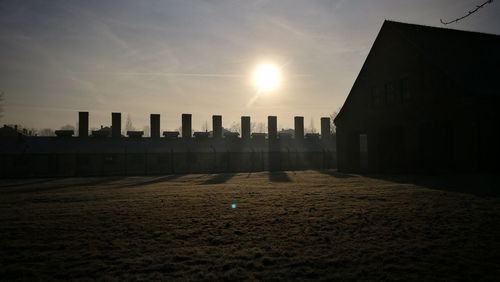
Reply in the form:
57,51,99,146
201,173,237,185
315,169,356,178
367,173,500,197
124,174,185,187
268,171,292,182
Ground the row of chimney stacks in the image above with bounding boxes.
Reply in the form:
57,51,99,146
78,112,332,140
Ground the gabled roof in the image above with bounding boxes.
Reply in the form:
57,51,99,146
335,20,500,123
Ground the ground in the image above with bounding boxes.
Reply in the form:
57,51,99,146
1,170,499,281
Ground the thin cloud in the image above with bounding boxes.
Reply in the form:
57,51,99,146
71,71,245,78
71,71,311,78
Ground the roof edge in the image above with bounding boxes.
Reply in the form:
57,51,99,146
383,19,500,38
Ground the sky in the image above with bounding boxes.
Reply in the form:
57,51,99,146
1,0,499,132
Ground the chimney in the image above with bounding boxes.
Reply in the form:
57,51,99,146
78,111,89,137
150,114,160,138
182,113,192,139
112,112,121,138
294,116,304,140
212,115,222,139
268,116,277,140
321,117,331,140
241,116,251,140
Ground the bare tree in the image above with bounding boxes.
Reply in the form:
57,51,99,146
26,127,37,136
175,126,182,137
125,113,134,132
39,128,55,136
306,118,316,134
143,125,150,137
330,107,341,134
229,121,240,133
254,122,266,133
441,0,494,25
201,120,209,132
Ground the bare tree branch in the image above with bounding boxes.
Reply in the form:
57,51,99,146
440,0,494,25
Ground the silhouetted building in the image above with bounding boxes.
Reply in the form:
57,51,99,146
163,131,180,139
335,21,500,173
91,126,112,137
278,128,294,136
194,131,210,139
224,131,239,139
127,131,144,138
278,132,292,140
55,130,74,137
305,133,320,140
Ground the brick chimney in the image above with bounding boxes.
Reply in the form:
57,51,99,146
212,115,222,139
268,116,277,140
241,116,251,140
150,114,160,138
294,116,304,140
112,112,121,138
78,111,89,137
182,114,192,139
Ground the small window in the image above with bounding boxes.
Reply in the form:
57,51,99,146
371,87,383,107
385,82,397,104
401,77,410,102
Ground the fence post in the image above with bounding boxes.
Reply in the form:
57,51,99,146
145,150,148,175
212,147,217,173
170,149,175,174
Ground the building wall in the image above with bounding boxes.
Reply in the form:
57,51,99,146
335,24,500,173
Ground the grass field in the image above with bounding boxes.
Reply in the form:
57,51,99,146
1,171,499,281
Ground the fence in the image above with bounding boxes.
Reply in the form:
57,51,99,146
1,149,336,178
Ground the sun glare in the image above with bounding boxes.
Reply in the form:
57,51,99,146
253,63,282,92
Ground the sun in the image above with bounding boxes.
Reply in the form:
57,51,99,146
253,63,282,92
